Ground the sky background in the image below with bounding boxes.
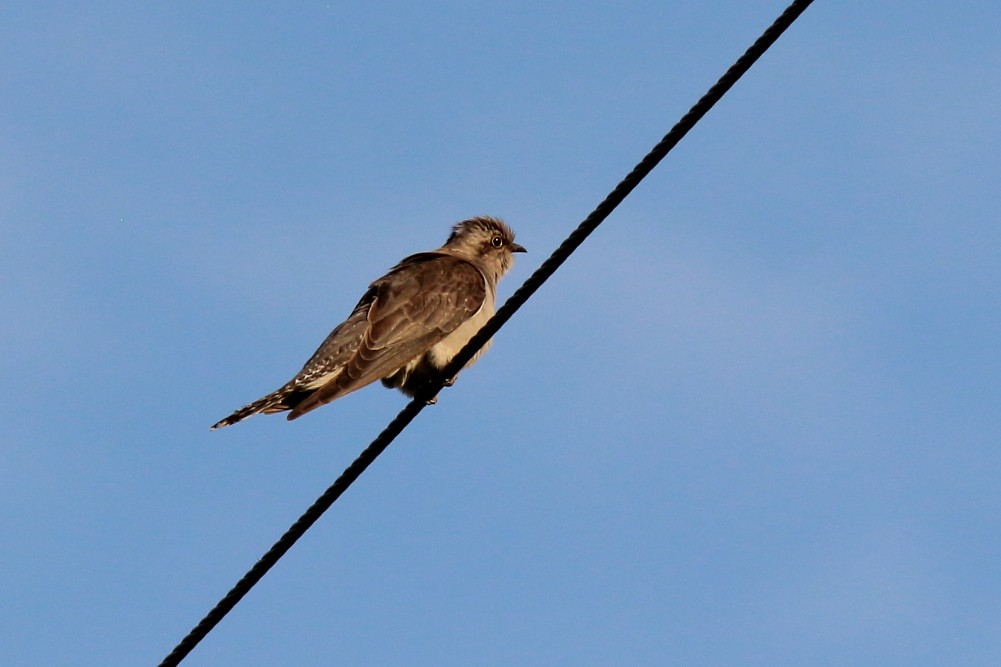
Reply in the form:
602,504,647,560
2,2,1000,665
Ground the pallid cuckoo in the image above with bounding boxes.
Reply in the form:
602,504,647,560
211,217,525,429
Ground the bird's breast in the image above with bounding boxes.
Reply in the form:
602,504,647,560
428,294,494,369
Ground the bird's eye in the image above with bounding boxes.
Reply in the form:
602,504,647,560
491,235,504,248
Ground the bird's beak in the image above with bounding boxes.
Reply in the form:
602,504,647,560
510,242,527,253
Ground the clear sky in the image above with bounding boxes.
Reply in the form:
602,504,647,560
3,2,1000,665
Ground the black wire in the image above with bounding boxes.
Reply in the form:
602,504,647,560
158,1,815,664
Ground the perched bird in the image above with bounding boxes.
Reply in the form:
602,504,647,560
211,216,525,430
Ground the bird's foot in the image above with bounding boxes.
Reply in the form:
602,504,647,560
425,395,438,405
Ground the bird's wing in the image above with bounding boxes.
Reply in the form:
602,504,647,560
285,285,379,393
287,253,486,418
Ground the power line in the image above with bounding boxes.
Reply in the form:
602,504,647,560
158,1,815,664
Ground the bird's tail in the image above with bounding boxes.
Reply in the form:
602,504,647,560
210,387,291,430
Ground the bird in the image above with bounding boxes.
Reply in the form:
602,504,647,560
210,216,525,430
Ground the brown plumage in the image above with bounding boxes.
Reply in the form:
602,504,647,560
210,216,525,429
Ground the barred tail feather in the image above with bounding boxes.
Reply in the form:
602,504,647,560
210,387,291,430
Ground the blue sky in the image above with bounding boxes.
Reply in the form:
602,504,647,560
3,2,1000,665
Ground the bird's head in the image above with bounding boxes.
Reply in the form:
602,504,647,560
444,216,526,281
